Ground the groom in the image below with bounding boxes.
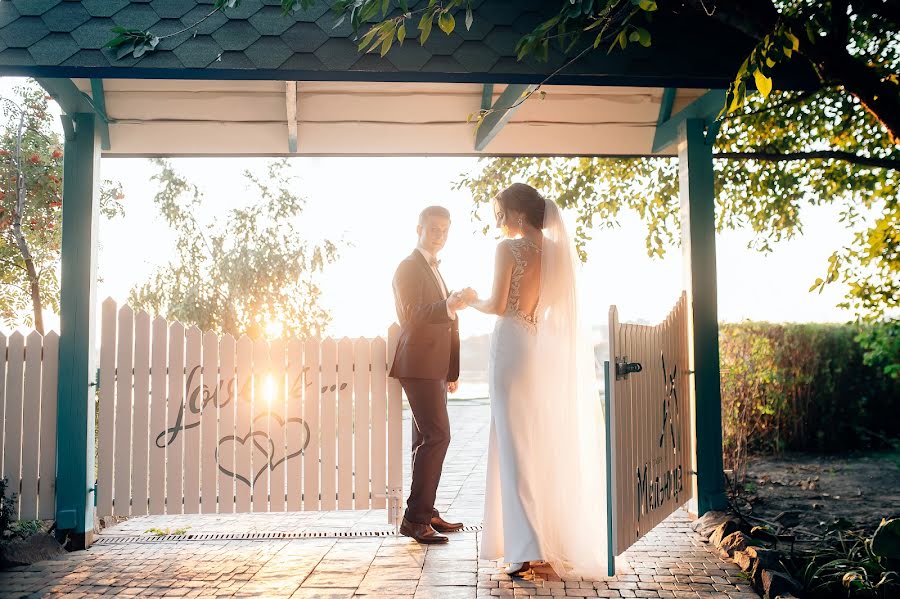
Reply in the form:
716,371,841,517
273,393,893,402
390,205,467,544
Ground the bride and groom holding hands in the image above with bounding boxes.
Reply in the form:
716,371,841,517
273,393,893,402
390,183,608,578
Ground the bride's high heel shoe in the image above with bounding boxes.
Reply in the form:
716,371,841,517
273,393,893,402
504,561,530,576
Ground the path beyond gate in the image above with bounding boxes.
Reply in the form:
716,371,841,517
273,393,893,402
93,299,404,522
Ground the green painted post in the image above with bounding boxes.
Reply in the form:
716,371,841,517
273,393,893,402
677,118,727,515
55,112,100,549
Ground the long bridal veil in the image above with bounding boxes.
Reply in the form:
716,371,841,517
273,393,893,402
528,197,609,577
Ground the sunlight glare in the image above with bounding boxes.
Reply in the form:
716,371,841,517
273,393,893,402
263,375,276,405
264,319,284,339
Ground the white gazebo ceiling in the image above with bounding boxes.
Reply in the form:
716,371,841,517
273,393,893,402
73,79,705,157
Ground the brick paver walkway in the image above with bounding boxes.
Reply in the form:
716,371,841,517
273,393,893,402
0,401,757,598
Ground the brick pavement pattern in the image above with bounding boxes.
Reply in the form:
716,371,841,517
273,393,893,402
0,401,757,598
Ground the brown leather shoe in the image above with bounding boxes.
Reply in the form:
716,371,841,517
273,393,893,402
431,514,464,533
399,517,449,544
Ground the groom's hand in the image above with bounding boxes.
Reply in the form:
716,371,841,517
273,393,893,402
448,291,468,311
448,380,459,393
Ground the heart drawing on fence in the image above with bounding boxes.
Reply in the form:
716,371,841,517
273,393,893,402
215,413,311,487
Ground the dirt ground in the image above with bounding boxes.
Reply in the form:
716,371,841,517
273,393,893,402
737,451,900,536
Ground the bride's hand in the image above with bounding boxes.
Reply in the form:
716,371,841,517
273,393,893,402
460,287,478,304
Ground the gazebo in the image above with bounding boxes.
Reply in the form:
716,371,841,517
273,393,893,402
0,0,807,553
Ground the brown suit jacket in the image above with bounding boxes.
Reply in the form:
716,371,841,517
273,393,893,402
389,250,460,382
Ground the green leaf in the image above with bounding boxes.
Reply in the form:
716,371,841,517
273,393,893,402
380,32,394,56
397,22,406,43
419,10,434,44
753,69,773,97
438,11,455,35
638,0,657,11
872,518,900,559
785,31,799,50
465,7,473,31
357,25,380,51
608,29,627,53
636,27,651,47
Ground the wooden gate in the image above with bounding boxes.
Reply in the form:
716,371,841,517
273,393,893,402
96,299,404,523
605,292,694,568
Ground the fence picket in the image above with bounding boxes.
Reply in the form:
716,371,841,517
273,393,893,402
234,335,253,512
166,322,185,514
2,333,23,516
354,338,371,510
183,326,202,514
370,337,387,510
113,305,134,516
38,332,58,519
286,338,303,511
218,334,236,514
19,332,42,519
320,338,337,510
268,338,287,512
386,323,402,525
97,299,117,517
302,338,320,511
132,311,151,516
149,317,168,515
337,338,354,510
251,338,270,512
201,330,219,513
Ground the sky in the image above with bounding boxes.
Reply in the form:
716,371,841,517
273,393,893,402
1,76,859,343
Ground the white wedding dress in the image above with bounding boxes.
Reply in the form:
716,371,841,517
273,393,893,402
480,199,609,579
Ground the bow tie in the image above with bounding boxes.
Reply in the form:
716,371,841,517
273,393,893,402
429,257,441,268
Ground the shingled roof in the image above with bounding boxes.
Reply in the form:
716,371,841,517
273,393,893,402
0,0,759,87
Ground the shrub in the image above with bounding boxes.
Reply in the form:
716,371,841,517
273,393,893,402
720,321,900,479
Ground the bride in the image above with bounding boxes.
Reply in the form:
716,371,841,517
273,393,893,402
461,183,608,578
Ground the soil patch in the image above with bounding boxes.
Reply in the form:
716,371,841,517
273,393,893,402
739,451,900,535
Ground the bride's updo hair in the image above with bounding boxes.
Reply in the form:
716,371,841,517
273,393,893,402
495,183,546,229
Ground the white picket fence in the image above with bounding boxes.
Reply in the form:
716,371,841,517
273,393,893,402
608,292,693,555
0,330,59,520
97,299,404,521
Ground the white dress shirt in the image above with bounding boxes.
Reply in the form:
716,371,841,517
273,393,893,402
417,247,456,319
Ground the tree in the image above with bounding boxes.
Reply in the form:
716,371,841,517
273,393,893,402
456,87,899,320
0,82,123,333
128,159,340,339
109,1,899,143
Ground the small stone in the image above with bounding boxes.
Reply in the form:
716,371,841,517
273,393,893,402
717,531,751,557
733,550,754,572
709,520,740,546
690,511,729,537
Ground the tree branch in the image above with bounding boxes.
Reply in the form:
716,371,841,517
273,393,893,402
715,150,899,170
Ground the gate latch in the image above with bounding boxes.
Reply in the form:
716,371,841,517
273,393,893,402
615,356,642,380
